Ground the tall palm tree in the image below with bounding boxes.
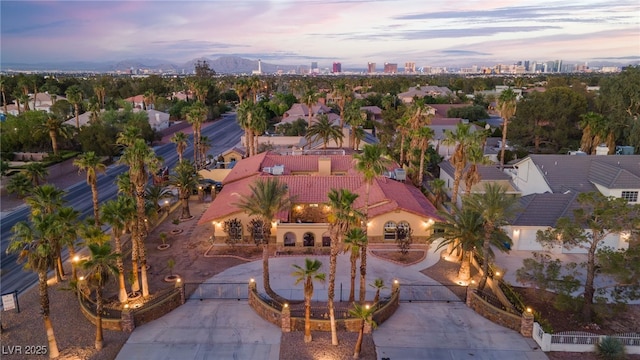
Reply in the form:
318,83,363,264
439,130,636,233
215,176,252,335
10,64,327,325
234,177,292,303
497,88,517,169
326,188,361,345
344,228,366,302
198,135,212,166
463,183,518,290
579,112,614,155
170,131,189,163
65,85,83,129
463,143,491,196
291,258,326,343
25,184,64,217
349,302,376,359
57,206,80,281
186,102,207,166
145,184,172,213
396,116,411,166
170,161,201,219
429,178,447,209
24,162,49,187
301,87,320,127
412,126,435,186
9,214,61,358
101,196,136,303
237,100,267,156
343,100,365,149
332,81,352,129
74,152,106,226
441,123,478,208
117,130,159,298
0,76,8,115
353,144,391,303
427,208,485,281
305,115,343,149
80,242,120,350
40,114,67,156
93,84,106,109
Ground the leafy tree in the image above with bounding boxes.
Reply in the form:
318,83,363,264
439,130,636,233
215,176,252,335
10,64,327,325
395,224,413,256
275,118,307,136
234,177,292,303
8,214,61,358
597,66,640,153
349,302,376,359
74,151,106,226
447,105,490,122
291,258,326,343
519,192,640,322
80,242,120,350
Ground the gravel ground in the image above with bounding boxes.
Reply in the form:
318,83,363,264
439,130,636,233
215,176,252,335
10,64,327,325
280,331,376,360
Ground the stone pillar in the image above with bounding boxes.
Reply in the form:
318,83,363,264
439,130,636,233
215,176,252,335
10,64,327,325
520,311,534,337
392,280,399,294
281,304,291,333
249,280,257,293
176,279,185,304
121,307,135,333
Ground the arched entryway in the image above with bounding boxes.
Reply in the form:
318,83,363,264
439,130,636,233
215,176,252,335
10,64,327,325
322,231,331,247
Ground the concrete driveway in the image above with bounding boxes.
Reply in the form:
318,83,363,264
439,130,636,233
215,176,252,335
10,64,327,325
117,250,548,360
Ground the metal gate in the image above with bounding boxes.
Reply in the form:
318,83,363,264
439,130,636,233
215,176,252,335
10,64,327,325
400,284,467,303
184,282,249,300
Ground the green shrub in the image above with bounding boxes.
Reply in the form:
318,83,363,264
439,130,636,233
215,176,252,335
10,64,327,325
595,336,625,360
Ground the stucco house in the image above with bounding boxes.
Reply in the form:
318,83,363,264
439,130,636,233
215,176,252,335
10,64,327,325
198,151,440,248
398,85,453,104
502,154,640,253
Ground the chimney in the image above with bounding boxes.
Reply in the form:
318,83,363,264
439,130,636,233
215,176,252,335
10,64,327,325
595,144,609,156
318,157,331,176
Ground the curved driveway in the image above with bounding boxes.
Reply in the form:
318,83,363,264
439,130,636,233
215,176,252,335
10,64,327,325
116,250,547,360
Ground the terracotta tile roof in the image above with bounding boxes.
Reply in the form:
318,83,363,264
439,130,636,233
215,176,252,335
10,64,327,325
222,152,269,184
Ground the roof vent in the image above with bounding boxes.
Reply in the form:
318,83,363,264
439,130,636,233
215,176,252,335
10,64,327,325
271,165,284,175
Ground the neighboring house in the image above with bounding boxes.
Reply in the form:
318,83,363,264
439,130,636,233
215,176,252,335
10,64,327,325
429,118,483,159
137,109,170,131
438,160,520,208
429,104,469,118
124,95,145,109
0,104,20,116
64,110,96,127
28,92,66,112
360,106,383,122
279,102,339,126
398,85,453,103
170,91,193,102
501,154,640,253
198,151,440,247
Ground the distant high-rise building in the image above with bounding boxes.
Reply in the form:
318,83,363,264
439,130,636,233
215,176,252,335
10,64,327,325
332,62,342,73
383,63,398,74
367,62,376,73
252,59,263,75
311,62,319,74
404,62,415,73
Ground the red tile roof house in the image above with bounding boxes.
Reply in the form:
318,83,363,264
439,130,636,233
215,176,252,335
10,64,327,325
198,151,440,248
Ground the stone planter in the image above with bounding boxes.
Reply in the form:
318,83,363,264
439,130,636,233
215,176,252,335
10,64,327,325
164,275,180,283
170,229,183,235
157,244,171,250
127,291,141,300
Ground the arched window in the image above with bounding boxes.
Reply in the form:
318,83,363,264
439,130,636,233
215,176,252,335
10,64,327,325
322,231,331,247
303,232,315,247
384,221,396,240
284,232,296,247
397,221,411,240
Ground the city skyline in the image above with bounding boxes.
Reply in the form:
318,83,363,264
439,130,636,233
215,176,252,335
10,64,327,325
1,0,639,69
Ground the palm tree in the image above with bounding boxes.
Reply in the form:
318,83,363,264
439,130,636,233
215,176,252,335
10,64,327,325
93,84,106,109
186,102,207,166
463,143,491,196
427,208,485,281
9,214,61,358
369,278,387,304
497,88,517,169
0,76,8,115
57,206,80,281
117,131,159,298
344,228,366,302
291,258,326,343
24,162,49,187
25,184,64,216
349,302,376,359
145,184,172,213
326,188,361,345
234,177,292,303
101,196,136,303
66,85,83,129
79,242,120,350
40,114,68,156
343,100,366,150
6,172,33,199
332,81,352,129
170,161,201,219
74,152,106,226
579,112,614,155
353,144,391,303
198,135,212,166
441,123,478,208
301,87,320,127
412,126,435,186
170,131,189,163
396,116,411,166
305,115,343,149
237,100,267,156
429,178,447,209
463,183,518,290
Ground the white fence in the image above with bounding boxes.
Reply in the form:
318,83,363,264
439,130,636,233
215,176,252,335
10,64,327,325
533,322,640,354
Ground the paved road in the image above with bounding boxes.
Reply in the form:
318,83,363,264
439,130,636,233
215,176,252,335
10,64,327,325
0,113,243,296
116,251,547,360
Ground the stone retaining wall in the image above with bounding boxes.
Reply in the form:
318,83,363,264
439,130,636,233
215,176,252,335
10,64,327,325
466,287,521,332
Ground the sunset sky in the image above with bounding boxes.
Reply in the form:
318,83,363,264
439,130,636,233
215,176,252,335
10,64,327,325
1,0,639,68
